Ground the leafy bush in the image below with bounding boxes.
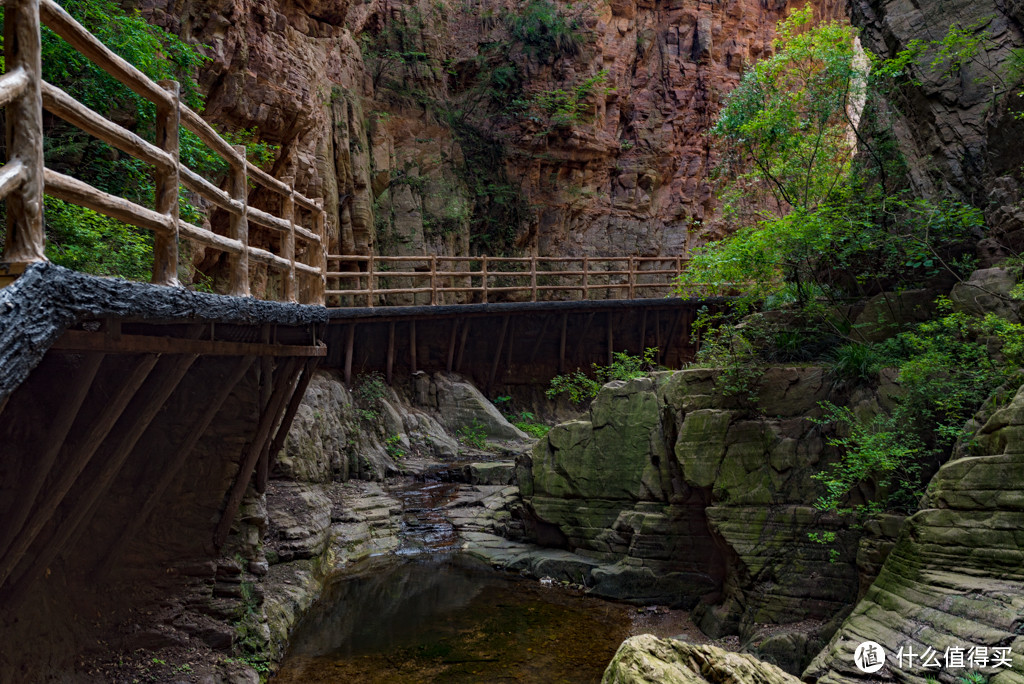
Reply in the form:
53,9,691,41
813,302,1024,516
457,420,488,449
546,348,658,404
503,0,585,62
353,372,388,422
828,342,885,383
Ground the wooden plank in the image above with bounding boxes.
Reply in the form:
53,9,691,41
559,313,567,373
51,329,326,357
265,358,320,478
409,320,417,373
0,354,159,590
573,312,595,359
3,354,198,605
214,358,303,548
639,309,647,354
177,218,244,255
97,356,255,576
179,164,241,215
39,0,174,109
40,81,174,172
4,0,45,265
386,321,395,384
152,80,180,286
256,329,273,494
0,159,26,203
489,315,510,389
456,319,470,372
344,323,355,385
528,315,550,364
664,310,685,368
44,168,171,235
607,311,613,366
0,353,103,560
446,319,458,372
0,67,29,109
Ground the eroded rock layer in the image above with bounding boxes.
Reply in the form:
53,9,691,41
804,379,1024,683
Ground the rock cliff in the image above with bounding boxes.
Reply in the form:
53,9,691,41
139,0,836,271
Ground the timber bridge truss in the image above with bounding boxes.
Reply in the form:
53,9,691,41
0,0,714,608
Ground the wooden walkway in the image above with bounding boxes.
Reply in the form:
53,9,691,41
0,0,686,310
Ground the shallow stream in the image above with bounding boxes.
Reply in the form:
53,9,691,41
272,475,701,683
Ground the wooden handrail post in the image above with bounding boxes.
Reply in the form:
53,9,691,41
530,257,537,302
367,254,375,307
282,176,296,303
582,256,589,300
481,255,488,304
430,254,437,305
628,256,635,299
3,0,46,269
152,79,180,286
227,144,250,297
315,203,327,306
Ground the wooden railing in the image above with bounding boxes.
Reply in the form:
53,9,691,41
0,0,327,304
326,255,686,307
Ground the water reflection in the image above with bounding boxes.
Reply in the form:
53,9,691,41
272,555,634,684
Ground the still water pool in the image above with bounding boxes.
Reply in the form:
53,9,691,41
272,554,670,684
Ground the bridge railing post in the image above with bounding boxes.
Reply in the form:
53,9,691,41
628,256,636,299
367,254,374,308
228,144,250,297
315,202,327,306
582,256,589,300
282,176,296,303
151,80,180,286
2,0,46,272
530,257,537,302
430,255,437,305
481,255,488,304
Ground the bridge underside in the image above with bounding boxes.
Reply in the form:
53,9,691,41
0,264,325,678
325,297,722,392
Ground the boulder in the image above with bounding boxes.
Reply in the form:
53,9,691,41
602,635,801,684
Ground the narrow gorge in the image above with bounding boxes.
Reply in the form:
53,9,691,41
0,0,1023,682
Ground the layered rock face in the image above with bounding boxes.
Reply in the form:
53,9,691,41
804,378,1024,683
139,0,828,273
517,367,899,672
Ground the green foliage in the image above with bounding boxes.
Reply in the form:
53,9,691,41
457,419,488,449
385,434,405,459
503,0,586,62
492,397,551,437
813,302,1024,516
353,372,388,423
513,70,613,131
546,348,658,404
828,342,885,383
43,199,153,280
958,672,989,684
711,7,862,214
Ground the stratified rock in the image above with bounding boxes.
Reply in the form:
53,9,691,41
602,635,801,684
518,367,893,670
804,380,1024,683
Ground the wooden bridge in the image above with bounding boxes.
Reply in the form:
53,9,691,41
0,0,711,623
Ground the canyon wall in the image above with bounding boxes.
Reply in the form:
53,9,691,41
139,0,833,272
